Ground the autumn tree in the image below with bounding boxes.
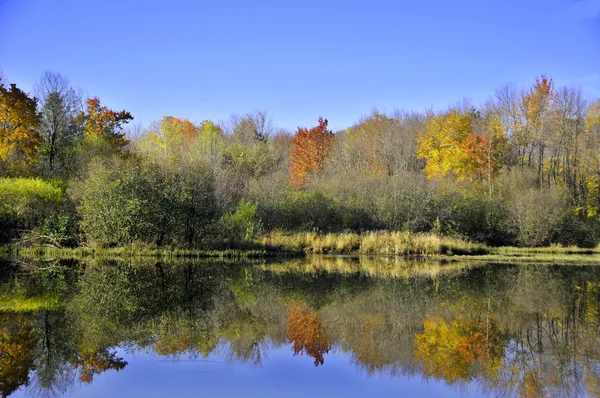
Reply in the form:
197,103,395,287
417,108,507,185
581,99,600,217
518,75,554,178
290,117,334,188
79,97,133,148
0,78,41,176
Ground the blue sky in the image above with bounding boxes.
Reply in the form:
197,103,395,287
0,0,598,132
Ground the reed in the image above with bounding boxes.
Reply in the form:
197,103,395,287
261,231,489,256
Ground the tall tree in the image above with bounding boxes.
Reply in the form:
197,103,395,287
290,117,334,188
34,71,81,175
0,78,41,176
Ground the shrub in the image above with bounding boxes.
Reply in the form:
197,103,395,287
221,198,260,242
0,178,63,242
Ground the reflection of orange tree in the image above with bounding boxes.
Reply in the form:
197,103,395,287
286,301,330,366
70,348,127,383
0,315,36,398
414,316,505,384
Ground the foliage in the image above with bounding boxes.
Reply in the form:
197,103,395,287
0,314,36,397
290,117,334,188
0,79,41,175
418,110,507,182
221,198,259,242
71,348,127,383
286,301,330,366
0,72,599,249
414,316,505,384
0,177,63,242
79,97,133,148
71,156,215,247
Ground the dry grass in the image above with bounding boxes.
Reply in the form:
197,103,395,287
261,231,489,256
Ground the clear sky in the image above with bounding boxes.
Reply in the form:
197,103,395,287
0,0,598,132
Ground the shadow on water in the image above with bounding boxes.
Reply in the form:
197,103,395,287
1,255,600,397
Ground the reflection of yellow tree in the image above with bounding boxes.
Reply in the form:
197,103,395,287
0,315,36,397
70,348,127,383
286,302,330,366
414,316,504,384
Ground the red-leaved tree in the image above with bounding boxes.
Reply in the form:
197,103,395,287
290,117,334,188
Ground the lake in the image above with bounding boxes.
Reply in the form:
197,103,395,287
1,255,599,397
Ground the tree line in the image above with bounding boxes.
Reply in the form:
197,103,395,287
1,71,600,247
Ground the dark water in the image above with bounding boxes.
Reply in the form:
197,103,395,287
1,256,600,397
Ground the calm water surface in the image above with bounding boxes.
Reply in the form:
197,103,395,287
1,256,599,397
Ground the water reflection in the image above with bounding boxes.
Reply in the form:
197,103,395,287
0,256,599,397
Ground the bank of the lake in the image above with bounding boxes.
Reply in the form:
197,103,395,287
4,230,600,265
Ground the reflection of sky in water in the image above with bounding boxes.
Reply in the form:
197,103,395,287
13,344,480,398
4,259,599,397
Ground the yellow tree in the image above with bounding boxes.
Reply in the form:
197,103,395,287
418,110,507,185
515,75,553,176
0,79,41,175
581,99,600,217
417,110,473,179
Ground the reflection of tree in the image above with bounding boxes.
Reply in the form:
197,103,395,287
414,316,505,384
286,302,330,366
5,257,600,398
30,310,78,396
0,314,36,397
69,348,127,383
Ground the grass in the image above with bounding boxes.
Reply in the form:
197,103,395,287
0,293,61,312
490,245,600,255
261,231,489,256
5,232,600,265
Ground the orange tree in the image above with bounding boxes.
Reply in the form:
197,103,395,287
290,117,334,188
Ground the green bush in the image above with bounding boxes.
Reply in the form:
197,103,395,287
221,198,259,242
0,178,63,242
70,157,216,247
